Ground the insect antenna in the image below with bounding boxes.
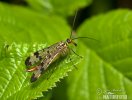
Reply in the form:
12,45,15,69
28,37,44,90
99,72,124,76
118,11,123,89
72,36,99,42
70,10,78,39
69,11,99,42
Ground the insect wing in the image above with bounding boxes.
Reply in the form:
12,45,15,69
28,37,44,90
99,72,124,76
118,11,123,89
30,69,41,82
29,52,55,82
25,49,44,66
29,42,68,82
25,42,62,67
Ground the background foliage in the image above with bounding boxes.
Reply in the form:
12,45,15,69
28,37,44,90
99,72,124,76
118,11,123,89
0,0,132,100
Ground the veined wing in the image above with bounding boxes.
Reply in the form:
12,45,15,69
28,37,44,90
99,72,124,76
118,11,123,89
30,41,69,82
25,41,63,67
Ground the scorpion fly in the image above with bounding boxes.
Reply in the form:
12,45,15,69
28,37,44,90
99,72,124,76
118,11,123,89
25,11,96,82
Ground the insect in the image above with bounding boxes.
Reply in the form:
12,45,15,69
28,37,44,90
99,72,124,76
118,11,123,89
25,11,96,82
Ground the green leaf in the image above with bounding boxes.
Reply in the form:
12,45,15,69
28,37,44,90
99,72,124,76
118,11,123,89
65,9,132,100
26,0,92,16
0,3,81,99
79,9,132,80
0,2,69,43
0,43,81,99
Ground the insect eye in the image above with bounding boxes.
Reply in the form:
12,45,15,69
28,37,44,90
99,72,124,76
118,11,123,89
66,39,71,43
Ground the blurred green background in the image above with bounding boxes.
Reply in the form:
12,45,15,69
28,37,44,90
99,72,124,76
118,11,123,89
0,0,132,100
2,0,132,29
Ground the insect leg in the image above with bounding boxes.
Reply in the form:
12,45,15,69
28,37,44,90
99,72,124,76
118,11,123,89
26,66,38,72
70,48,83,58
68,47,78,70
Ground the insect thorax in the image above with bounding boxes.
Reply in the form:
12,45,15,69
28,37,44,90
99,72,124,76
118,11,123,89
53,41,69,58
